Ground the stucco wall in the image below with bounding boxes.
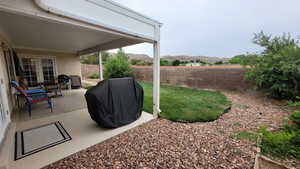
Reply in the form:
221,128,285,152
56,55,82,77
81,64,251,90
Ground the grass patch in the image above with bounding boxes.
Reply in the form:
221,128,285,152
217,130,225,134
141,82,231,122
231,131,258,140
233,122,242,127
88,74,100,79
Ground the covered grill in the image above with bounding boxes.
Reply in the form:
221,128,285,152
85,77,144,128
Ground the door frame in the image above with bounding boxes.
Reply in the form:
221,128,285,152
19,55,58,86
0,49,11,144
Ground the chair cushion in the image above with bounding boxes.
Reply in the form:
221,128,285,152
26,89,46,95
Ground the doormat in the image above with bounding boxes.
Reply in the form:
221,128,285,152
15,121,71,160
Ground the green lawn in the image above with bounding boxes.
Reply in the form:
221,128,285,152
141,82,231,122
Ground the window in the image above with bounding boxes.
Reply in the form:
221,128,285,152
21,57,57,87
42,59,55,84
22,58,39,87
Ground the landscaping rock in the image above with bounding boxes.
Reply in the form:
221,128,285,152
44,90,299,169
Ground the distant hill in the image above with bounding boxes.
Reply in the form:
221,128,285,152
162,55,230,64
126,53,153,63
110,53,230,64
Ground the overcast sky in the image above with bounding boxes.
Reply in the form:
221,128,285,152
111,0,300,58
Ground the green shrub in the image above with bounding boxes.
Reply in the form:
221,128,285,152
80,51,110,64
172,60,181,66
130,59,140,65
88,74,100,79
259,127,300,159
229,54,258,65
287,100,300,107
290,132,300,146
290,111,300,126
104,49,133,79
160,59,171,66
214,61,223,65
131,59,152,66
245,32,300,100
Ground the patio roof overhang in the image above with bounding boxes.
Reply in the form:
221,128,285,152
0,0,162,117
0,0,162,55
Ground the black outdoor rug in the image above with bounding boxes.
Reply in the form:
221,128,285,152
15,121,72,160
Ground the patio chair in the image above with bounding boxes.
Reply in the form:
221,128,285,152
58,74,71,90
11,81,47,108
11,81,53,117
11,81,46,95
70,75,81,89
21,90,53,117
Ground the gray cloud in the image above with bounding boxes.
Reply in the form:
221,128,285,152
112,0,300,58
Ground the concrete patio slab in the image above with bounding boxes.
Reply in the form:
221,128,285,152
15,89,87,121
9,109,154,169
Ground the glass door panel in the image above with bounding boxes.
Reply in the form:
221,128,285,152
42,59,55,84
22,58,39,87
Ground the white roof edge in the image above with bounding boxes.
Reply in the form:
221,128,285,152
33,0,161,41
101,0,163,26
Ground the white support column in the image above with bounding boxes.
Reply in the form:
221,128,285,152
153,41,161,118
98,51,104,81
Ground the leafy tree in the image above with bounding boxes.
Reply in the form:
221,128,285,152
104,48,133,79
160,59,171,66
245,32,300,100
215,61,223,65
199,61,207,65
131,59,152,66
131,59,141,65
80,51,110,64
229,54,259,65
172,60,181,66
230,55,244,64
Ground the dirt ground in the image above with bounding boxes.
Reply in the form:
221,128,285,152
44,90,299,169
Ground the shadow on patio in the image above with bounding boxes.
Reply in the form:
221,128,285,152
14,89,87,122
6,89,154,169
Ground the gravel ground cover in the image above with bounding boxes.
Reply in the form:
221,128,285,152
44,90,298,169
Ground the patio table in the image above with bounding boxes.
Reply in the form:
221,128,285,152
40,82,63,98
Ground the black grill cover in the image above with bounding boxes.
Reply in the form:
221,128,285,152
85,77,144,128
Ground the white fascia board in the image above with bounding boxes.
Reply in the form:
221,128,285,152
96,0,162,26
34,0,161,41
0,0,156,43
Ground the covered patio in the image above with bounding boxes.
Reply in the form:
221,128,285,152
14,89,87,121
0,0,161,169
9,109,153,169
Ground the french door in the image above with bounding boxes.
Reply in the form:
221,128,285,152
0,77,10,142
0,86,5,126
22,57,57,87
